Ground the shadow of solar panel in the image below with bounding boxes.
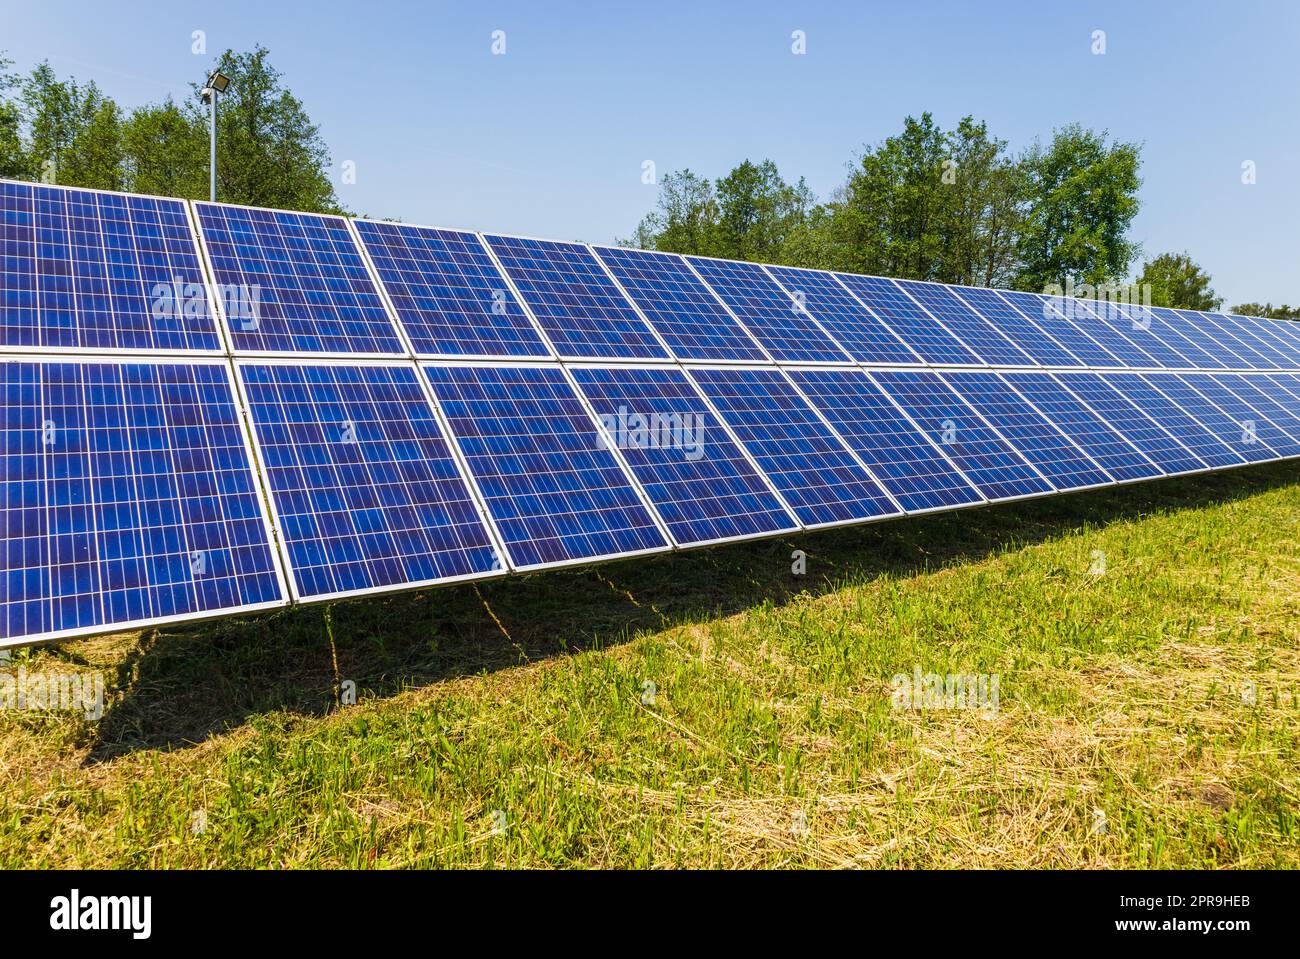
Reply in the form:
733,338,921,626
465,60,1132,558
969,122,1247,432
482,235,669,360
687,366,901,527
787,367,983,513
869,369,1053,501
835,274,983,366
1142,373,1277,463
1048,373,1207,477
0,181,222,352
570,366,799,545
194,202,404,355
763,266,919,364
999,372,1163,482
687,257,850,363
238,361,503,600
0,359,285,644
895,279,1034,367
423,364,671,569
591,247,767,362
353,220,550,359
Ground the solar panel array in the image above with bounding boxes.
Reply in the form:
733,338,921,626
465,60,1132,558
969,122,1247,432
3,175,1299,647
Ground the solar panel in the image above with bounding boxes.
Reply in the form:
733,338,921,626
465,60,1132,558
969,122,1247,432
238,361,503,600
1179,311,1274,369
1180,373,1300,458
1142,308,1246,369
687,367,901,527
1,358,286,645
352,220,551,359
835,274,983,366
1055,296,1157,368
687,257,851,363
1087,300,1195,369
194,202,404,355
787,368,984,513
1141,373,1275,463
763,265,921,364
941,371,1114,491
569,366,799,545
422,364,671,569
895,279,1036,367
590,246,767,362
995,290,1122,368
0,181,222,352
948,285,1082,368
1254,320,1300,367
1258,373,1300,417
869,369,1053,501
1111,303,1224,369
1211,374,1300,457
998,372,1163,482
481,234,669,360
1098,373,1246,469
1050,373,1208,476
1210,312,1295,368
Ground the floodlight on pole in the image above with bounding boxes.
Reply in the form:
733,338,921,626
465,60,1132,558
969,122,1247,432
201,71,231,202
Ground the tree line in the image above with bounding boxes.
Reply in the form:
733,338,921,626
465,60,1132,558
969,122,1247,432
1,51,1292,320
0,47,342,213
625,114,1295,320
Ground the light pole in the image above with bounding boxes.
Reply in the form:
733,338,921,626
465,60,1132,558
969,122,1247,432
199,70,231,202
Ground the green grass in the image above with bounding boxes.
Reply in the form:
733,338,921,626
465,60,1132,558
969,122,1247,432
2,463,1299,868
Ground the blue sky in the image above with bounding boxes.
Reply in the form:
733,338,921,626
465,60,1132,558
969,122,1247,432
3,0,1296,305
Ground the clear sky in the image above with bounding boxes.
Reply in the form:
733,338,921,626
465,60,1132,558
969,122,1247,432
3,0,1296,306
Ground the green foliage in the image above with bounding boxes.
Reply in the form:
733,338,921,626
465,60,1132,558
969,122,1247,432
1015,125,1141,291
0,47,342,214
1136,252,1222,311
1231,302,1300,322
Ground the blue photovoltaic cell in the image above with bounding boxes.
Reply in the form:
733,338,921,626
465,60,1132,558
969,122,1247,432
1254,320,1300,367
687,257,849,362
352,220,549,359
996,290,1121,368
1098,373,1245,469
1081,300,1193,369
1141,373,1274,463
687,367,900,527
1213,374,1300,456
870,370,1052,500
787,368,983,512
1050,373,1207,476
1112,303,1222,369
569,367,797,544
1145,308,1247,369
836,274,982,365
1182,310,1273,368
1256,374,1300,420
1056,297,1156,368
194,203,403,354
763,265,920,364
591,247,766,362
1185,374,1300,458
1,360,284,643
239,363,501,599
1211,313,1293,368
482,235,669,360
895,280,1035,367
942,371,1113,491
0,182,221,352
999,372,1162,482
423,364,670,568
949,285,1081,368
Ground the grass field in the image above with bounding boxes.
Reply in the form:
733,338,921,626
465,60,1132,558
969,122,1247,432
2,462,1298,868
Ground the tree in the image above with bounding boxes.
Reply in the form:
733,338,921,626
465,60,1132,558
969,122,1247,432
60,91,124,190
936,117,1027,287
1231,302,1300,322
1015,125,1141,292
711,159,814,261
122,100,207,198
624,168,718,254
20,62,84,181
0,54,31,179
1135,252,1221,310
190,46,342,213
